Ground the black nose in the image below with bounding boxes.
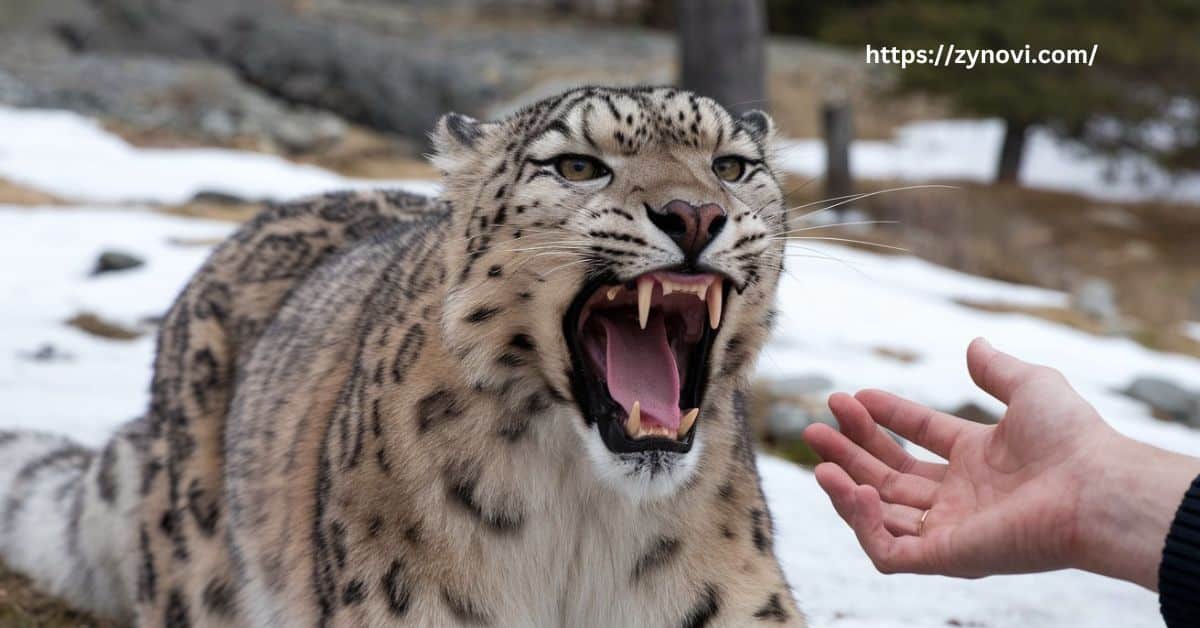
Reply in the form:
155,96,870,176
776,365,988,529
647,200,728,262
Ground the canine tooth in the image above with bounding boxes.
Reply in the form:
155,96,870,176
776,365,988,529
707,277,723,329
626,401,642,437
606,286,620,301
637,277,652,329
679,408,699,437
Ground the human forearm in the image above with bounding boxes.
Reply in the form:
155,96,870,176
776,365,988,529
1076,434,1200,590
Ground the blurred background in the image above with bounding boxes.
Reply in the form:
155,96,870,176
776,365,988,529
1,1,1199,626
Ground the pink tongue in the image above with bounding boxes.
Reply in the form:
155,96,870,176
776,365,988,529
598,312,681,431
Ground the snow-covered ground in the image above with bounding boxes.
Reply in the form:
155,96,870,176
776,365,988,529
0,106,439,204
0,207,234,444
779,118,1200,204
761,243,1200,459
3,108,1197,626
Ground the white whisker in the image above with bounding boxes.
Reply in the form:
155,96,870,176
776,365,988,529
775,220,899,235
771,236,910,253
785,184,960,223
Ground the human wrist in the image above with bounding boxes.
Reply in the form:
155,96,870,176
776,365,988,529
1074,433,1200,590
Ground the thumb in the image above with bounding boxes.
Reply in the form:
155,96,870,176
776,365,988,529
967,338,1046,405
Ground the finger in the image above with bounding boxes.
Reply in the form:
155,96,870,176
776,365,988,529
816,466,943,575
855,389,979,459
966,337,1052,404
845,484,929,573
813,461,860,522
804,423,938,509
882,502,926,537
828,392,947,481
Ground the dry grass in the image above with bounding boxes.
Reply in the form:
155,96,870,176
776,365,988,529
104,120,436,182
157,198,262,223
0,179,64,206
65,312,144,341
0,563,113,628
291,127,438,180
957,300,1200,359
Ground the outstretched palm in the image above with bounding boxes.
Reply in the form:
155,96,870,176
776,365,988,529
804,338,1118,577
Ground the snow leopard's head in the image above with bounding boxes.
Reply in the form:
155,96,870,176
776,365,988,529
434,86,786,500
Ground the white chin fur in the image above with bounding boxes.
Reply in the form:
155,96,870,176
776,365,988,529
576,421,703,503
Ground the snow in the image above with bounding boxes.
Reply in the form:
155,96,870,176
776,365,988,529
763,242,1200,459
3,107,1197,626
0,107,439,204
0,206,234,445
778,118,1200,204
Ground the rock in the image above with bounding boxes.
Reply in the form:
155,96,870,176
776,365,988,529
764,395,836,441
1124,376,1200,426
271,113,347,154
4,0,675,145
21,343,72,362
950,402,999,425
1071,278,1120,328
92,250,144,275
0,35,348,153
190,190,254,205
765,374,835,397
750,375,910,465
755,375,837,442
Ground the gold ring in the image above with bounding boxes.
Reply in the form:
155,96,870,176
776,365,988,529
918,509,931,537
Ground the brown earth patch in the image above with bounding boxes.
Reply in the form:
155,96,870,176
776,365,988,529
0,178,65,206
66,312,144,341
0,562,114,628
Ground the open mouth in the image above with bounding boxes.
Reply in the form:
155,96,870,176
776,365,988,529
563,270,728,454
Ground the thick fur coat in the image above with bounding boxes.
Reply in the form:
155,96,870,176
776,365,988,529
0,86,804,627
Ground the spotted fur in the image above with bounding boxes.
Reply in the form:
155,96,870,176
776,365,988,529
0,87,803,626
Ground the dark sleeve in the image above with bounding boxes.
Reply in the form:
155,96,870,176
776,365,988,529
1161,474,1200,627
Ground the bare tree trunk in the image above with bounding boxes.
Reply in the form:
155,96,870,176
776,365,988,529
823,101,853,201
996,119,1029,184
676,0,766,116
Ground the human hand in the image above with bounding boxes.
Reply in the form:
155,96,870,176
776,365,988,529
804,338,1200,589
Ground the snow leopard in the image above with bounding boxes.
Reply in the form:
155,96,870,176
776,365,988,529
0,86,804,627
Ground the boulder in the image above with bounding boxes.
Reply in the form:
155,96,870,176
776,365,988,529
756,374,837,441
0,35,346,153
5,0,673,145
1124,376,1200,426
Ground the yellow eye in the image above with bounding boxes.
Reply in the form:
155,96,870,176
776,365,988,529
713,156,746,182
555,155,609,182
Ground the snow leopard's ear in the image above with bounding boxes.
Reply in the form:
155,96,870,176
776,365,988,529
431,112,499,174
737,109,775,145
